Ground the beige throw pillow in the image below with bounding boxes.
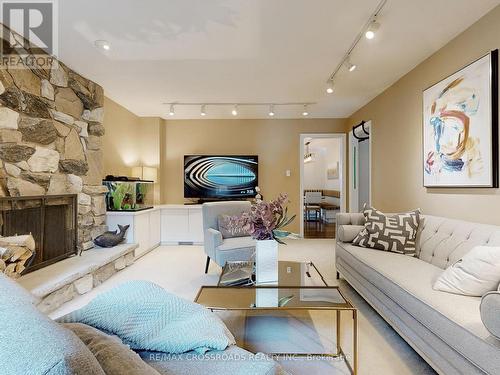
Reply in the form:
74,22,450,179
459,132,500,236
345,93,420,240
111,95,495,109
217,214,249,239
63,323,161,375
433,246,500,296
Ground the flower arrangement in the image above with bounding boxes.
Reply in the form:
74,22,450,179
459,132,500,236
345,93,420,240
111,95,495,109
237,193,296,244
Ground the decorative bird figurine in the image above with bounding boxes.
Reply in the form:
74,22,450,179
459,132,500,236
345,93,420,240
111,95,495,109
93,225,130,248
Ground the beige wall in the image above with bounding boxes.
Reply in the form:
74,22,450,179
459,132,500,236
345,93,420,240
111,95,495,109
161,119,347,233
102,97,141,176
348,5,500,225
102,98,162,203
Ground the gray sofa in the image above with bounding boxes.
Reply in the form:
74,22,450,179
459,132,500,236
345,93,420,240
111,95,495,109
202,201,256,272
336,213,500,375
0,273,286,375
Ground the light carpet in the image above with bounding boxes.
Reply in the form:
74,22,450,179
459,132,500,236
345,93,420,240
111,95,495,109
51,239,436,375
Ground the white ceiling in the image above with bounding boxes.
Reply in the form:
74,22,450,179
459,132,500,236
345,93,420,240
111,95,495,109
57,0,500,119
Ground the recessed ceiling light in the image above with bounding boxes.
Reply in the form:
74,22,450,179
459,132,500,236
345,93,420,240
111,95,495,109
201,104,207,116
94,40,110,51
326,80,334,94
302,104,309,116
169,104,175,116
231,104,238,116
268,104,275,117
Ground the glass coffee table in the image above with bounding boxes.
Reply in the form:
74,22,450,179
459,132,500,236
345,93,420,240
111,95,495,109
194,261,358,374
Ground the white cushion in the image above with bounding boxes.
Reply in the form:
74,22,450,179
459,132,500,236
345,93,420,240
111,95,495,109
433,246,500,296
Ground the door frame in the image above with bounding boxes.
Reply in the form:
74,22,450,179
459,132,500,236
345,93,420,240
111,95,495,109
349,120,372,213
299,133,347,238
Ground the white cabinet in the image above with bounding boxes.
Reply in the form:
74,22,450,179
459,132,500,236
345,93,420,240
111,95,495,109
149,209,161,248
106,205,204,253
106,208,162,259
134,213,150,258
160,205,203,244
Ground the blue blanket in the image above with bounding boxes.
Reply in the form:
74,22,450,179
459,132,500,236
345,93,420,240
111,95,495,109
57,281,235,354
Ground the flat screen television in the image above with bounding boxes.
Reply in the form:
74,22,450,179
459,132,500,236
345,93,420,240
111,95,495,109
184,155,258,199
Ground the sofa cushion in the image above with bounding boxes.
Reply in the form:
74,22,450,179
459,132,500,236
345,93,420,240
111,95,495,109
64,323,160,375
433,246,500,296
336,243,500,374
353,206,421,256
0,273,105,375
140,345,288,375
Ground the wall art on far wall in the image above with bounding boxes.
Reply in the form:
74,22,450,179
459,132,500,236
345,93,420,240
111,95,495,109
423,49,498,188
327,162,339,180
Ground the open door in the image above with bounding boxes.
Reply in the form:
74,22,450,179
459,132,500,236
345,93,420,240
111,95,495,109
349,121,371,212
299,133,346,238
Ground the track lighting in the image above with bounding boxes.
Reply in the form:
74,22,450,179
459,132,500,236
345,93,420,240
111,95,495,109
326,80,334,94
268,104,275,117
302,104,309,117
365,18,380,39
324,0,386,93
94,40,110,51
345,57,357,72
163,102,315,118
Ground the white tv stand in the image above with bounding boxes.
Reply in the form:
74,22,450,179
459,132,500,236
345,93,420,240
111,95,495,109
106,204,203,258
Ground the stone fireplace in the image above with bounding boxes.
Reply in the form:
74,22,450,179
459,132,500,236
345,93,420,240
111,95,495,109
0,26,107,262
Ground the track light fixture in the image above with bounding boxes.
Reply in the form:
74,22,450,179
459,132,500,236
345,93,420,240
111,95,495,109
302,104,309,116
324,0,387,94
268,104,275,116
345,57,357,72
326,80,334,94
365,18,380,39
94,40,110,51
163,102,315,118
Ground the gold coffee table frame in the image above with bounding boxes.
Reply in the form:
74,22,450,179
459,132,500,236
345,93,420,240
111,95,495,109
195,268,358,374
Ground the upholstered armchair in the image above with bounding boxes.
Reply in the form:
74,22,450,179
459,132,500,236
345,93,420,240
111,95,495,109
202,201,255,273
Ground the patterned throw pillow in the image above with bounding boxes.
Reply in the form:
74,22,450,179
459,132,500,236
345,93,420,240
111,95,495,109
217,214,249,239
353,206,421,256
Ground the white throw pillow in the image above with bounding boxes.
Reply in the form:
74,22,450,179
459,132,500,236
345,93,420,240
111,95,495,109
433,246,500,296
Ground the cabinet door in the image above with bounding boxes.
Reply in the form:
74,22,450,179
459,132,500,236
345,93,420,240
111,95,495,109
106,215,135,244
161,209,189,243
188,208,204,243
148,210,161,248
134,213,150,257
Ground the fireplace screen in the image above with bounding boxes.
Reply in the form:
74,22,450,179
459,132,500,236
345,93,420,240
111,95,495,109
0,195,78,274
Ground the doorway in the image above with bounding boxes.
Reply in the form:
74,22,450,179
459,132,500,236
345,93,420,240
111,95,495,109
299,133,346,238
349,121,372,212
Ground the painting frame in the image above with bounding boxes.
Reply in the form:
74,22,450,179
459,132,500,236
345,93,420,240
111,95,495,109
422,49,499,188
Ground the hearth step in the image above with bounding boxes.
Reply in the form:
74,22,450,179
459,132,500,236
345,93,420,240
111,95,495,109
17,243,138,314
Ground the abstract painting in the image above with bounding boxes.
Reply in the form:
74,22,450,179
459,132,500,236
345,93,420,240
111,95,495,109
423,50,498,187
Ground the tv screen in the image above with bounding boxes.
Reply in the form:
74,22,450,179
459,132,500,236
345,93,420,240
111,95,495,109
184,155,258,199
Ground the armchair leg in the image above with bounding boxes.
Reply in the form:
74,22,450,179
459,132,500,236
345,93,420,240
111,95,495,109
204,256,211,274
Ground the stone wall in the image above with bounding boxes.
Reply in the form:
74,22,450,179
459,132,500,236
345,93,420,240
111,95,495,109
0,29,106,252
